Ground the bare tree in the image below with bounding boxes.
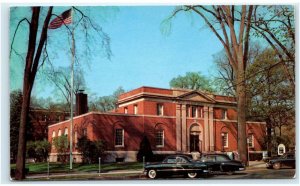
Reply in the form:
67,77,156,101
165,5,254,164
10,6,112,179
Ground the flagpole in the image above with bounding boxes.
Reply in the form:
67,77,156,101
70,7,74,170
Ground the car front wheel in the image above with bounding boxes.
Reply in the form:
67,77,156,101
273,162,281,170
187,172,197,178
148,169,157,179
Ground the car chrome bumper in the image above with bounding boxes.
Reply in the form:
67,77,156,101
239,167,245,171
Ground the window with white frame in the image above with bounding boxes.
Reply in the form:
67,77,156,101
64,127,68,136
52,131,56,139
157,104,164,116
58,129,61,136
221,132,228,148
115,129,124,146
134,105,138,115
75,131,78,148
124,107,128,114
221,109,228,120
248,134,254,148
156,130,164,147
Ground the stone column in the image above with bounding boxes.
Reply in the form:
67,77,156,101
176,104,182,152
209,107,214,151
204,106,209,152
181,104,187,152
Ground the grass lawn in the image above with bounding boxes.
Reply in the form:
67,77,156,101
10,162,143,174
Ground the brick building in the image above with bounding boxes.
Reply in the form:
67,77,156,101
48,86,266,162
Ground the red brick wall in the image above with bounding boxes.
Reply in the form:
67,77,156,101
48,113,177,154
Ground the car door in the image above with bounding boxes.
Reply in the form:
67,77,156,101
160,157,178,175
201,155,218,171
176,156,191,175
215,155,232,172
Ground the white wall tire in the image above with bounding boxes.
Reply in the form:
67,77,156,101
148,169,157,179
187,172,197,178
273,163,281,170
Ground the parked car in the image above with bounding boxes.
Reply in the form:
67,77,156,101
266,152,295,170
198,153,245,175
144,155,210,179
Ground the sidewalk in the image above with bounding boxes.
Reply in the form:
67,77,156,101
26,169,144,179
248,161,266,168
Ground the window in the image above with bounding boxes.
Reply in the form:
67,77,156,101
221,109,228,120
134,105,138,115
58,129,61,136
199,107,204,118
115,129,124,146
44,115,47,121
75,131,78,148
216,155,230,162
157,104,163,116
165,157,176,164
83,128,87,136
156,130,164,147
124,107,128,114
64,128,68,136
248,134,254,148
186,105,190,117
221,132,228,148
191,106,197,118
176,157,188,163
52,131,56,138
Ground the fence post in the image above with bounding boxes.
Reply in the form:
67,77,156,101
98,157,101,176
143,156,145,170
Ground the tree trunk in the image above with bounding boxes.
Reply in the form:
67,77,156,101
15,6,53,180
15,7,40,180
236,54,248,164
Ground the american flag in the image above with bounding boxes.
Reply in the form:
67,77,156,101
48,9,72,29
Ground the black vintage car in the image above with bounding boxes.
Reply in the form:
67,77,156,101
198,153,245,175
144,155,210,179
266,152,295,170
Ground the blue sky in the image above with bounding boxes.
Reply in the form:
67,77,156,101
10,6,223,99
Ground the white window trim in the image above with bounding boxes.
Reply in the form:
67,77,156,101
222,132,229,148
156,130,164,148
58,129,61,137
157,104,164,116
64,128,68,136
124,107,128,114
115,129,124,147
248,134,254,148
134,105,138,115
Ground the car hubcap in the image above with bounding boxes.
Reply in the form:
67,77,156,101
148,170,156,179
188,173,197,178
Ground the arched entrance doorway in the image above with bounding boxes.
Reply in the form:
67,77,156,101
189,124,203,152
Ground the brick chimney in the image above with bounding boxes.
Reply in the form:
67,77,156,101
75,90,88,116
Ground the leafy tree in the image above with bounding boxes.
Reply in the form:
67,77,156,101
35,140,51,162
52,135,69,163
26,140,51,162
89,86,125,112
137,136,153,162
169,72,215,93
77,136,106,164
246,49,295,156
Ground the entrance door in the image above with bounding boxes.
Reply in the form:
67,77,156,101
190,133,200,152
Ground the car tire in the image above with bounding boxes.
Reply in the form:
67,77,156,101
226,171,234,175
187,172,197,178
273,162,281,170
147,169,157,179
